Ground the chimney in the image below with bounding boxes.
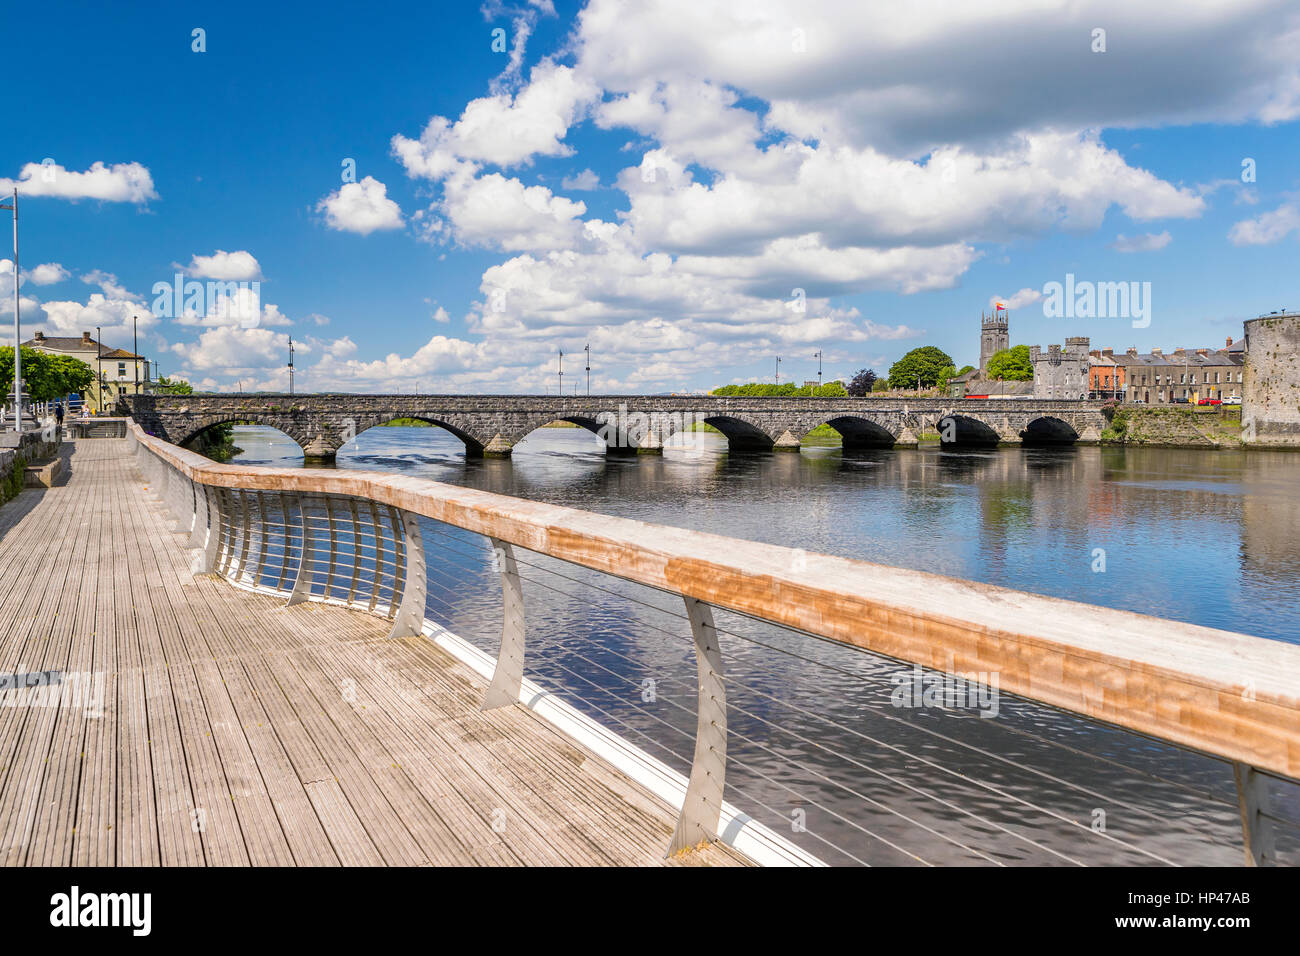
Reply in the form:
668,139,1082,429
1151,347,1163,355
1126,347,1138,356
1226,336,1233,348
1102,347,1113,357
81,331,93,346
1089,349,1100,358
33,331,44,342
1173,347,1186,355
1196,348,1208,357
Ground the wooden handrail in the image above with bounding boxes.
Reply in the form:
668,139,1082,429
128,421,1300,780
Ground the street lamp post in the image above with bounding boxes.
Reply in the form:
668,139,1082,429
96,325,103,415
288,336,295,396
813,350,822,391
133,315,140,395
1,189,20,431
558,348,564,396
775,356,781,386
584,343,590,396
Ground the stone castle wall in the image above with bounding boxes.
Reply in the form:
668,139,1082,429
1244,313,1300,445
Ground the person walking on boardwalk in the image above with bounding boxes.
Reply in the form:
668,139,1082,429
55,403,64,429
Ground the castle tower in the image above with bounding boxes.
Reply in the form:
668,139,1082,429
979,308,1009,375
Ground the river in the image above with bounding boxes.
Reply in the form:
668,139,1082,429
229,423,1300,865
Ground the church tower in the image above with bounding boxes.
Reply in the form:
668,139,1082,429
979,308,1009,376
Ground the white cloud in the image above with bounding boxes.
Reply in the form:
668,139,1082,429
439,171,587,251
169,326,297,371
1110,231,1173,252
392,61,599,178
561,168,601,190
82,270,142,301
990,288,1044,310
25,263,69,285
0,161,157,203
1228,203,1300,246
173,284,292,329
574,0,1300,156
37,294,160,341
317,176,404,235
184,249,263,280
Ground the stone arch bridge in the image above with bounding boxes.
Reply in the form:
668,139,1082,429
123,394,1109,461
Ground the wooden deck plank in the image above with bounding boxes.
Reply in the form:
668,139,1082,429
0,438,749,867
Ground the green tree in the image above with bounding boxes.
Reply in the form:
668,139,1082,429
936,364,959,389
846,368,877,396
156,376,194,395
47,354,95,398
0,347,58,401
985,345,1033,381
887,346,955,389
871,378,890,392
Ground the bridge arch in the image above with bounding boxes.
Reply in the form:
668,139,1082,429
176,415,312,452
350,415,489,457
508,415,619,455
805,416,899,449
1021,416,1080,445
701,414,777,452
936,414,1001,446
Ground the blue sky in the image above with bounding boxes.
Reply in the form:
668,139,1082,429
3,0,1299,393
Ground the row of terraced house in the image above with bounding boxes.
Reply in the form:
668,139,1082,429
1087,337,1245,403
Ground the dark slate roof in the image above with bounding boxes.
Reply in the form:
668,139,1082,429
23,337,142,359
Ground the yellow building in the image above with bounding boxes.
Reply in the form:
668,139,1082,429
23,330,150,413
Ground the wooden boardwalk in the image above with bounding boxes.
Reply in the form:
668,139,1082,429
0,438,747,867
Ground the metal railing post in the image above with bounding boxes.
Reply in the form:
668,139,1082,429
170,467,194,535
386,510,426,639
194,484,221,575
482,538,525,711
1234,763,1276,866
286,494,315,606
667,597,727,856
186,478,208,550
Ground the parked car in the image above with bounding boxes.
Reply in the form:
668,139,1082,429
1223,396,1242,405
1170,397,1190,404
1197,397,1222,406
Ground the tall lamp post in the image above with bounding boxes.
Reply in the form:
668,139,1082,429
775,356,781,386
1,189,20,431
584,343,590,396
288,336,295,395
96,325,103,415
133,315,140,395
558,348,564,396
813,349,822,391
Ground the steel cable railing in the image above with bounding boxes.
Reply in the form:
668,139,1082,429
416,522,1248,853
414,525,1247,865
128,422,1300,867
